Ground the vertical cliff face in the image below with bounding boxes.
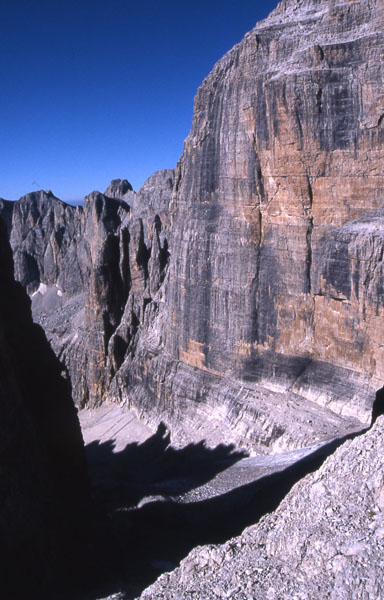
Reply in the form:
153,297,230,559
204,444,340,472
2,0,384,451
1,172,174,407
0,219,89,597
163,0,384,416
82,192,131,404
10,190,86,294
80,171,173,406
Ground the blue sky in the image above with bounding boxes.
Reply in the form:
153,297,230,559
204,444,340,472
0,0,278,203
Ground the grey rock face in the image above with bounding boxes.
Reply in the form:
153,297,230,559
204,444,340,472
164,0,384,402
4,172,174,408
138,417,384,600
10,190,85,294
4,0,384,453
104,178,133,199
106,0,384,452
0,218,89,598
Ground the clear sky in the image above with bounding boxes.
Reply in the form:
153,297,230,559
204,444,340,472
0,0,278,203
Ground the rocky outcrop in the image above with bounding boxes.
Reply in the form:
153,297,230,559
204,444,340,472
2,173,174,408
0,218,89,598
139,415,384,600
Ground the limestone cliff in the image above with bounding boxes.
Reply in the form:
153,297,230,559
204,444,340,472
165,0,384,411
116,0,384,448
2,0,384,453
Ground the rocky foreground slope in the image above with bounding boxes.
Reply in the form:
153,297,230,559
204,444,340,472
139,415,384,600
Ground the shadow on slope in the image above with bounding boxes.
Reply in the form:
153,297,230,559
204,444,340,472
85,422,248,513
69,404,384,600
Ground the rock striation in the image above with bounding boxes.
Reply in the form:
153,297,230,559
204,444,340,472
162,0,384,418
110,0,384,450
2,0,384,453
0,218,89,598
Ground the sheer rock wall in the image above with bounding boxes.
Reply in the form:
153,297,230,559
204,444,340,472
1,0,384,451
163,0,384,416
121,0,384,443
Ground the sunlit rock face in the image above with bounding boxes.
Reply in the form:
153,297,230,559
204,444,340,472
0,219,89,597
159,0,384,420
110,0,384,450
2,0,384,452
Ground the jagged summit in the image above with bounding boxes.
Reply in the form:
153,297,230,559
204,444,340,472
104,177,134,199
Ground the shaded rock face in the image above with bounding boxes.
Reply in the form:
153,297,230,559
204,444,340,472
0,198,13,233
0,219,89,598
1,172,174,408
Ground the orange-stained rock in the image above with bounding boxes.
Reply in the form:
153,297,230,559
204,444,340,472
160,0,384,429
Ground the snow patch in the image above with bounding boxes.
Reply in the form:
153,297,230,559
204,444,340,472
55,283,63,297
31,282,47,297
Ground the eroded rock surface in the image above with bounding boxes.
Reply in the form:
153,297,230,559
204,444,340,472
139,416,384,600
2,0,384,454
